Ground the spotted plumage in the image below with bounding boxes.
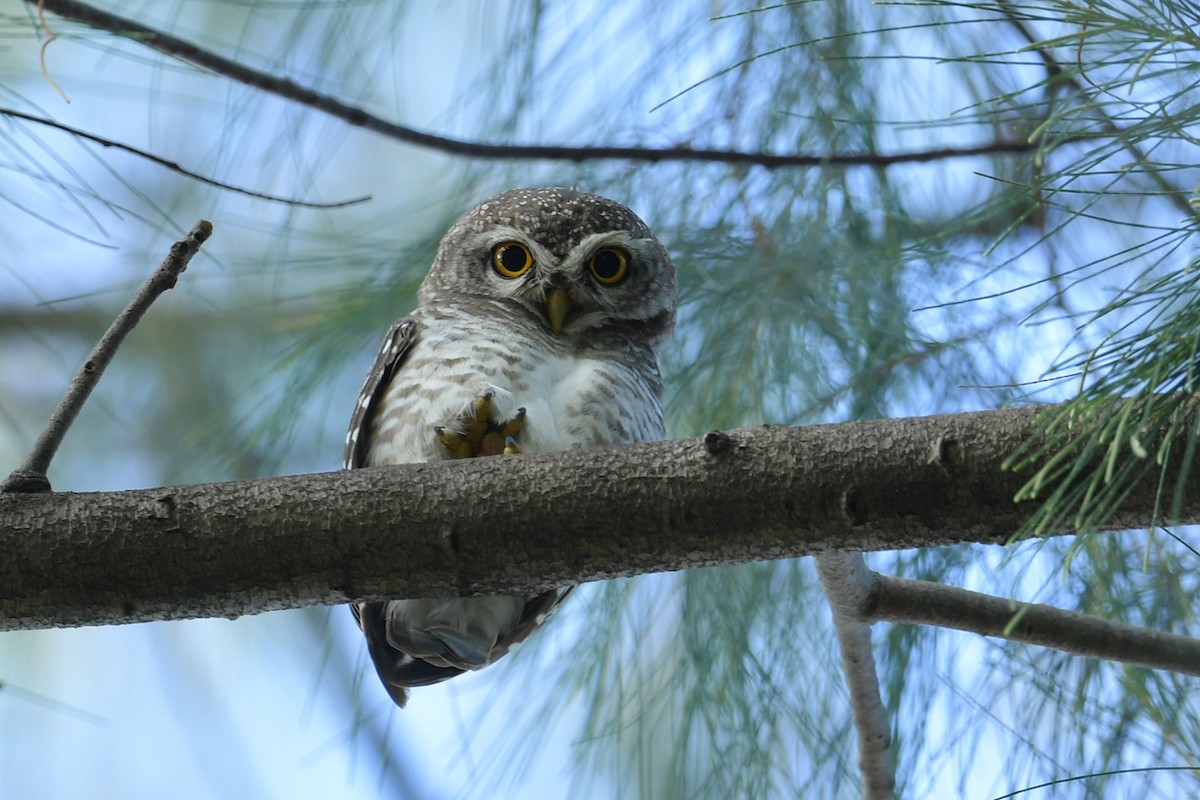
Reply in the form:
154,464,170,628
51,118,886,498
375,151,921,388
345,187,676,707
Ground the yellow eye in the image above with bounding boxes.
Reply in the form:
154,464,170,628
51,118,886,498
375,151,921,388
491,242,534,279
588,248,628,285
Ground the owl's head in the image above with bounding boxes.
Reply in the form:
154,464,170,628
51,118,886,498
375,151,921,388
420,187,675,344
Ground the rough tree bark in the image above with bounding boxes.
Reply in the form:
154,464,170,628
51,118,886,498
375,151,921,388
2,405,1197,631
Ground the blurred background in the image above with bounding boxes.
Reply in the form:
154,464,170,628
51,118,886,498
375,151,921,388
1,1,1198,797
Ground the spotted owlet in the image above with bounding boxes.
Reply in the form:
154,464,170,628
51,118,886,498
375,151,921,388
344,187,676,707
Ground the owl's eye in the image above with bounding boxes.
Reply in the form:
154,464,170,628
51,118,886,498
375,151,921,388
588,248,629,285
492,242,534,279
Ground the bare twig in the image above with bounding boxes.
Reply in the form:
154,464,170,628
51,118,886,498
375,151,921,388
1,219,213,494
0,108,369,209
30,0,1053,171
816,552,896,800
36,0,70,103
864,572,1200,675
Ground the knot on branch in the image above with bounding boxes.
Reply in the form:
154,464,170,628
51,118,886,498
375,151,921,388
703,429,734,456
0,470,52,494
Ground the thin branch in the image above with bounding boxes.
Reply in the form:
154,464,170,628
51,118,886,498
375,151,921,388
815,552,895,800
36,0,70,102
30,0,1051,170
0,219,213,494
0,107,369,209
863,572,1200,675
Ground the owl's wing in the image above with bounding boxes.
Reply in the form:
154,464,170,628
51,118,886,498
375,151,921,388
344,317,419,470
345,317,427,707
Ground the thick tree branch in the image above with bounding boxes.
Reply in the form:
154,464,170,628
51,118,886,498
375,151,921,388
31,0,1052,170
0,219,212,494
3,406,1200,631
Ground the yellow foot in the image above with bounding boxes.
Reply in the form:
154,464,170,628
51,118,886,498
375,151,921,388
434,391,526,459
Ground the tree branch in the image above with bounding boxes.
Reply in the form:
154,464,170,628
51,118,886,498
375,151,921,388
30,0,1052,170
3,406,1200,631
816,552,895,800
0,108,370,209
864,573,1200,675
816,554,1200,675
0,219,212,494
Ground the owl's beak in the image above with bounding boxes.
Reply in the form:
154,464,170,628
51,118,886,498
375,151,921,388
546,288,571,334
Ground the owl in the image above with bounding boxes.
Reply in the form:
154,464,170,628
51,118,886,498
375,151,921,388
345,187,676,707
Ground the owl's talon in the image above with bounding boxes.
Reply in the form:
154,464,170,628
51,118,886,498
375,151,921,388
499,407,526,440
434,425,473,459
436,394,526,458
465,392,494,443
